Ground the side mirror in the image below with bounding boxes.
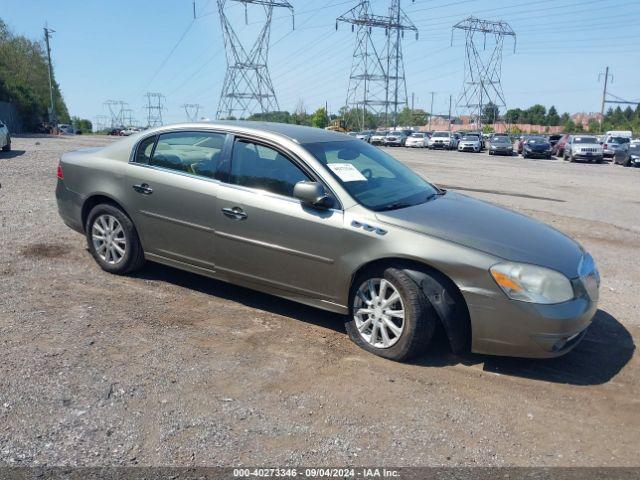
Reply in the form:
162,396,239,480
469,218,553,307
293,181,334,209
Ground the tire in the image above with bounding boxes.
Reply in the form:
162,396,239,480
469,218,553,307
345,267,436,361
488,150,493,155
85,204,145,275
1,137,10,152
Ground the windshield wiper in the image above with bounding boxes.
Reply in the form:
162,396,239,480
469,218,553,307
379,202,413,211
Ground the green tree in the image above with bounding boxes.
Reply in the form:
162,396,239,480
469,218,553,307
71,116,92,134
547,106,560,126
481,102,500,124
0,18,70,129
310,107,329,129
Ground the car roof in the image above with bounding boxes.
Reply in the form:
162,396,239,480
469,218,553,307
148,121,353,144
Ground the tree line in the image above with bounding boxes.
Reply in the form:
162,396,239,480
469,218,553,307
0,18,71,129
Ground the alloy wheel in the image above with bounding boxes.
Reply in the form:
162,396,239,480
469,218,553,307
92,214,126,265
353,278,405,349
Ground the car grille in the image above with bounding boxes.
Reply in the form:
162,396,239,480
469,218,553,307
579,148,598,153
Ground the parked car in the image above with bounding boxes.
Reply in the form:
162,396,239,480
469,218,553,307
384,129,412,147
563,135,603,163
552,134,570,157
516,135,536,154
602,135,630,159
614,143,640,167
0,119,10,152
548,134,563,148
457,134,482,152
347,132,359,137
488,135,514,156
522,137,552,159
428,131,456,150
405,132,428,148
370,130,389,145
58,123,75,135
356,131,373,143
56,122,599,361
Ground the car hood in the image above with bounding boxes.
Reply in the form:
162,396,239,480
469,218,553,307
375,192,583,278
525,143,551,151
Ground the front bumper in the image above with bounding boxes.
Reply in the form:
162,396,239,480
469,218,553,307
464,287,598,358
458,144,479,152
429,142,451,149
524,149,552,158
573,152,603,161
491,148,513,155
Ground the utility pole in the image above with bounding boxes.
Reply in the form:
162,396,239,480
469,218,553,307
598,66,613,130
448,94,452,132
43,24,57,127
428,91,435,130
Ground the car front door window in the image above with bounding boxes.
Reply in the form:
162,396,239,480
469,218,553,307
228,140,311,197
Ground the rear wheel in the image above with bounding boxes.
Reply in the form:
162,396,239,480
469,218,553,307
86,204,145,275
346,267,436,361
1,137,10,152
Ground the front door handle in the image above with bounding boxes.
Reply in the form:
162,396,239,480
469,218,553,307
133,183,153,195
222,206,248,220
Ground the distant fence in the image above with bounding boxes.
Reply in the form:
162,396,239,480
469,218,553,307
0,101,24,133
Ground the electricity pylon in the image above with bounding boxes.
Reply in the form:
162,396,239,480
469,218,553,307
182,103,202,122
451,16,516,128
215,0,293,120
144,92,165,127
337,0,417,130
104,100,128,128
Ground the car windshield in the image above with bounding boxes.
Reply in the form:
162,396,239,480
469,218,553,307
303,140,440,211
461,135,478,141
610,137,629,143
410,133,424,138
493,137,511,144
374,131,388,136
574,136,598,144
528,138,548,144
432,132,449,138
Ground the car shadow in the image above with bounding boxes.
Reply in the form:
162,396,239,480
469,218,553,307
133,263,634,386
0,149,26,159
415,309,635,386
133,262,347,334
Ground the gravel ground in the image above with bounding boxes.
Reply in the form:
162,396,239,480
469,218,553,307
0,135,638,467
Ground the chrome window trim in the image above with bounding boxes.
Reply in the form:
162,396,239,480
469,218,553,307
128,127,345,211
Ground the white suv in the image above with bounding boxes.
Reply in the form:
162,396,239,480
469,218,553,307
428,131,455,150
0,120,10,152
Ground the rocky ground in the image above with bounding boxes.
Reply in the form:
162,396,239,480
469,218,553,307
0,135,638,467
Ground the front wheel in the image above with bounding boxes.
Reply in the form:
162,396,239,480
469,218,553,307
1,137,10,152
346,268,436,361
86,204,145,274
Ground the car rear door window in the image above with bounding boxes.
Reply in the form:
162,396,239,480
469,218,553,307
228,140,311,197
150,131,226,178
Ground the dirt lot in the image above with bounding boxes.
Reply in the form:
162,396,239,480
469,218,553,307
0,135,638,467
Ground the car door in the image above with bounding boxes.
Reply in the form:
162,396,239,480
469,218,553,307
213,136,344,303
123,130,230,270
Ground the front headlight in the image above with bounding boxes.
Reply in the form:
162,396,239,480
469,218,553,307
490,262,574,304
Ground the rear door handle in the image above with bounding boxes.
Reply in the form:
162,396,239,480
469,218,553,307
133,183,153,195
222,206,247,220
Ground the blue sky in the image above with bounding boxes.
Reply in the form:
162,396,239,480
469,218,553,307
3,0,640,125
